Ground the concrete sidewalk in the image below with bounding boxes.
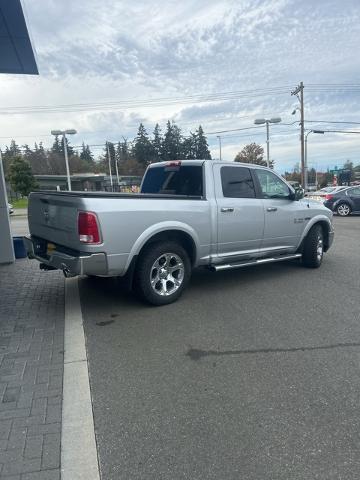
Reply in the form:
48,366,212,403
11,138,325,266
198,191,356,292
0,259,64,479
10,209,27,217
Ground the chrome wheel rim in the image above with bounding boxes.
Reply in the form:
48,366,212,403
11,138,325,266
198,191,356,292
338,204,350,216
317,236,323,262
150,253,184,296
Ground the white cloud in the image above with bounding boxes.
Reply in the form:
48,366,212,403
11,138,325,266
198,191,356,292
0,0,359,171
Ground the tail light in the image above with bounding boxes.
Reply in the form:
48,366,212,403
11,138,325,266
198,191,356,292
325,194,333,201
78,211,101,244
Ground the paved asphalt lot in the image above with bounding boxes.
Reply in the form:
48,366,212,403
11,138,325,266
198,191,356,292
79,216,359,480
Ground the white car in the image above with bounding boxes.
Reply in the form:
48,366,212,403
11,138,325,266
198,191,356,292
8,203,14,214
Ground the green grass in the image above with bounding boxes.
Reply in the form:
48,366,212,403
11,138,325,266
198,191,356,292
11,198,28,209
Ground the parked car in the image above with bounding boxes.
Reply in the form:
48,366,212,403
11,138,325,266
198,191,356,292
8,203,14,214
323,186,360,216
307,186,347,202
25,160,334,305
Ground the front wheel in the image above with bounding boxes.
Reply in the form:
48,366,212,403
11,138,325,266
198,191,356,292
336,202,351,216
135,242,191,305
302,225,324,268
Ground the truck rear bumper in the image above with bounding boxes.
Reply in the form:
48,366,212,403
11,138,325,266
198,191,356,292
24,236,108,277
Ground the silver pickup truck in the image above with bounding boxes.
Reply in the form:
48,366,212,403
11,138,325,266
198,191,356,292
25,160,334,305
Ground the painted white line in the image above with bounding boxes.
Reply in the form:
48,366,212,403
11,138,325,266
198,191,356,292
62,277,100,480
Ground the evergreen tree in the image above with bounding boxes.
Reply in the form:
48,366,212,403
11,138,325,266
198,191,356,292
162,121,182,161
51,135,74,156
1,140,21,177
181,133,197,159
51,136,62,154
80,143,94,163
133,123,152,165
8,156,37,196
22,143,49,174
7,140,21,156
80,143,95,171
194,125,211,159
152,124,162,163
116,139,131,166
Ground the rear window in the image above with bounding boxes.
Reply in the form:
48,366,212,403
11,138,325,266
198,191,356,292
141,164,203,196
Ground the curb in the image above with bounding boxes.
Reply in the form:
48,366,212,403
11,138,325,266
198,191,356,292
62,278,100,480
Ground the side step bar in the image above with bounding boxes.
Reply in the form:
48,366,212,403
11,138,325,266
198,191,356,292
212,253,302,272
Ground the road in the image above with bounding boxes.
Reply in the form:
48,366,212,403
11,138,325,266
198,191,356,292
81,217,358,479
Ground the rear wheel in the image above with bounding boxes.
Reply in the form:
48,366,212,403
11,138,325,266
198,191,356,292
302,225,324,268
135,241,191,305
336,202,351,216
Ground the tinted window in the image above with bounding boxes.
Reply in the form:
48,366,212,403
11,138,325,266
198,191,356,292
255,170,290,198
141,165,203,196
348,187,360,196
221,166,255,198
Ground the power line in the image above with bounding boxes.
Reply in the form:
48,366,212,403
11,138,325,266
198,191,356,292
305,120,360,125
0,86,293,115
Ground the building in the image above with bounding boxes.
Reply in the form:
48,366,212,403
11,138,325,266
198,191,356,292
0,0,38,264
32,174,142,192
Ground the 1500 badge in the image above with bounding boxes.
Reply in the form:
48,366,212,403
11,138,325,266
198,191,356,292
294,217,310,223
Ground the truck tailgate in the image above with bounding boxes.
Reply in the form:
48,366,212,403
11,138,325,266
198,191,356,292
28,193,81,248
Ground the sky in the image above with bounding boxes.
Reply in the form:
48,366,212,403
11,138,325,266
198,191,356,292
0,0,360,173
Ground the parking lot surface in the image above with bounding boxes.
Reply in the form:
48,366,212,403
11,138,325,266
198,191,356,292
79,217,360,480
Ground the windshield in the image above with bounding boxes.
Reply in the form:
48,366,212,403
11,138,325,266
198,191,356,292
141,164,203,196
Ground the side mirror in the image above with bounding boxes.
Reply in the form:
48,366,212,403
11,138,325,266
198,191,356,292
290,187,304,201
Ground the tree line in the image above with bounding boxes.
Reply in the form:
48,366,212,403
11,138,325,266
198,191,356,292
1,121,212,181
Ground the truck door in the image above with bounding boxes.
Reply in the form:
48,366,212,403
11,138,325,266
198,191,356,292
252,169,303,252
213,164,264,260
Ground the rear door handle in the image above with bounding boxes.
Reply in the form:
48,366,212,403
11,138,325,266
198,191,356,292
267,207,277,212
221,207,234,213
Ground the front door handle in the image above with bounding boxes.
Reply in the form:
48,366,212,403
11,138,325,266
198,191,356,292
267,207,278,212
221,207,234,213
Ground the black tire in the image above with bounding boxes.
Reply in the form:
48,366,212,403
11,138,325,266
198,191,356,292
135,241,191,306
302,224,324,268
336,202,351,216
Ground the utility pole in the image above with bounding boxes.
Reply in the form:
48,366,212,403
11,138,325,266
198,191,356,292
291,82,305,188
114,152,120,189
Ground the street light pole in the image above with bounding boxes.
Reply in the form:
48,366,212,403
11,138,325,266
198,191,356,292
51,129,77,191
62,134,71,191
217,135,222,161
265,121,270,167
254,117,282,167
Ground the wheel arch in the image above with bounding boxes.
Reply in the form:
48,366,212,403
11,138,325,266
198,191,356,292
125,222,199,274
298,216,333,253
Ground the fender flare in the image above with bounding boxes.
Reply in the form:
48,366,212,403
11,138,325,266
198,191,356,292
297,215,332,250
124,221,200,271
